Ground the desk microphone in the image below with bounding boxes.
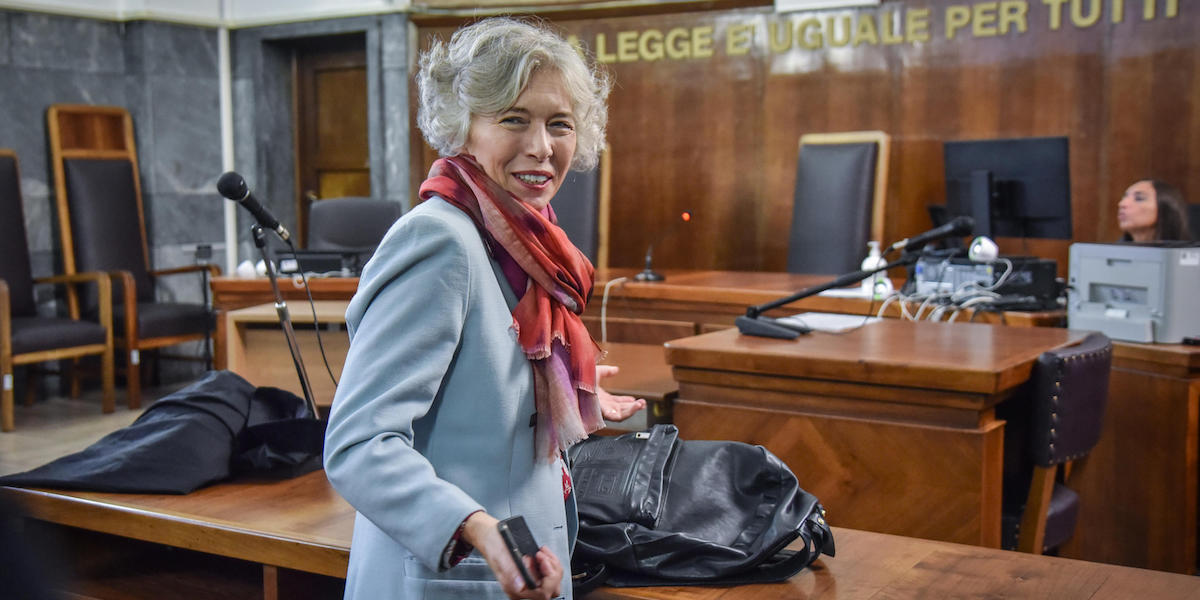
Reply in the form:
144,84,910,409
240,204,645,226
635,210,693,282
217,171,292,242
886,216,974,254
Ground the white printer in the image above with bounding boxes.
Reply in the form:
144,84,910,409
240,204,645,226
1068,242,1200,343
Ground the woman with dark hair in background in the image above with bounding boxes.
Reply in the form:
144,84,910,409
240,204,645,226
1118,179,1192,242
323,17,643,600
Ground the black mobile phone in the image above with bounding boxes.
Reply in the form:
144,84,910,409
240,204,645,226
1183,336,1200,346
496,515,541,589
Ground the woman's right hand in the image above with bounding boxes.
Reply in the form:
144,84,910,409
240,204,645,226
462,511,563,600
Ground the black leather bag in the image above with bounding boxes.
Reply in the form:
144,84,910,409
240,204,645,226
567,425,834,592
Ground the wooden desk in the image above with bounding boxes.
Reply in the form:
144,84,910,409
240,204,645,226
210,276,358,369
224,300,677,414
224,301,350,408
0,471,352,599
1061,341,1200,574
664,321,1086,548
592,527,1200,599
589,268,1065,337
6,477,1197,600
208,271,1063,363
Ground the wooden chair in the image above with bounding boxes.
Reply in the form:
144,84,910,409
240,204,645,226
47,104,220,409
787,131,890,274
553,145,611,270
0,149,114,431
999,332,1113,554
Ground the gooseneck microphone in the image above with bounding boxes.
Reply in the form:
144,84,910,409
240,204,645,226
217,171,291,242
635,210,693,282
885,216,975,254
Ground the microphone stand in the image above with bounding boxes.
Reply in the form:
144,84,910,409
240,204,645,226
250,224,320,419
735,252,921,339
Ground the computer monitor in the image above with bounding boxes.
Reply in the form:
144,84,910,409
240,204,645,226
943,136,1072,239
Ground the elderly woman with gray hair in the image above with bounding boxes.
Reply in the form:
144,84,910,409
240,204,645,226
324,17,644,600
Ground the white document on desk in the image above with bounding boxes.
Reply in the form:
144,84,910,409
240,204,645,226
776,312,881,333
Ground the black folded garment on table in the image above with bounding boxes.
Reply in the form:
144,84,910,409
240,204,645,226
0,370,324,494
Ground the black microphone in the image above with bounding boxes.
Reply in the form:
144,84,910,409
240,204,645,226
217,171,291,242
885,216,974,254
635,210,692,282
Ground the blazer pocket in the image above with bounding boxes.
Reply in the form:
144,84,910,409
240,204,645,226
404,555,505,598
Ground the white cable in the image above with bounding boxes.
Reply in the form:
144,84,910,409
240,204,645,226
877,292,900,318
929,305,949,321
601,277,627,345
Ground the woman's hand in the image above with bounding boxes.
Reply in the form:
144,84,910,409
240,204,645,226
597,365,647,422
462,512,563,600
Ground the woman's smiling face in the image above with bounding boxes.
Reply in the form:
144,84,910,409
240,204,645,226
463,69,577,211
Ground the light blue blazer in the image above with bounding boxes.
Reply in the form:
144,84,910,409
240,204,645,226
324,198,575,599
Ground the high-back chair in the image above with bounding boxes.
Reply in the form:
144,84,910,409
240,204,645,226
0,149,115,431
787,131,889,274
47,104,219,408
999,332,1113,554
553,147,611,270
307,197,402,253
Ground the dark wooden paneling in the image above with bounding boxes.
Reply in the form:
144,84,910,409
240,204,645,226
411,1,1199,272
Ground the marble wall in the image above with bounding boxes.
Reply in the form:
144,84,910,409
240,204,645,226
1,11,224,382
0,11,225,304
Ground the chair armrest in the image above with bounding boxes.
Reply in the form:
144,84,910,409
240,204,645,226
33,271,114,331
34,271,110,287
1,279,11,362
152,264,222,278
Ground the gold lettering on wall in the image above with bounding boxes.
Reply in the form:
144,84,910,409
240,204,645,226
946,5,971,39
973,1,1000,36
1001,0,1030,32
569,0,1181,62
1071,0,1102,27
907,8,932,42
768,21,792,52
639,29,664,61
727,23,755,55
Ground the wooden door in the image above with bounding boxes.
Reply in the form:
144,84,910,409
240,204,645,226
294,33,370,248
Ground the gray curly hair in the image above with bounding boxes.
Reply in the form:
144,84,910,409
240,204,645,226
416,17,610,171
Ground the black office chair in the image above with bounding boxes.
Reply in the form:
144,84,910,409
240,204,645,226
550,146,610,270
1,149,115,432
307,196,402,256
787,132,889,274
999,332,1112,554
1188,203,1199,242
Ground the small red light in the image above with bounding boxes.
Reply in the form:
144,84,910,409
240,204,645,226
681,212,692,222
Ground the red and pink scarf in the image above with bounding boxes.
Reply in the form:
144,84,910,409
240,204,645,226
419,155,604,460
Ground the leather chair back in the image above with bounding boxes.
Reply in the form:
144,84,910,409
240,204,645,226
553,168,601,265
787,140,879,274
1026,332,1113,466
307,197,402,252
0,151,37,317
62,158,156,310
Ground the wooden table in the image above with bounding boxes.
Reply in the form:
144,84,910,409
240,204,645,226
209,271,1064,360
589,268,1064,340
664,321,1087,548
1061,341,1200,574
210,276,358,369
0,471,352,599
223,301,678,416
5,476,1197,600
